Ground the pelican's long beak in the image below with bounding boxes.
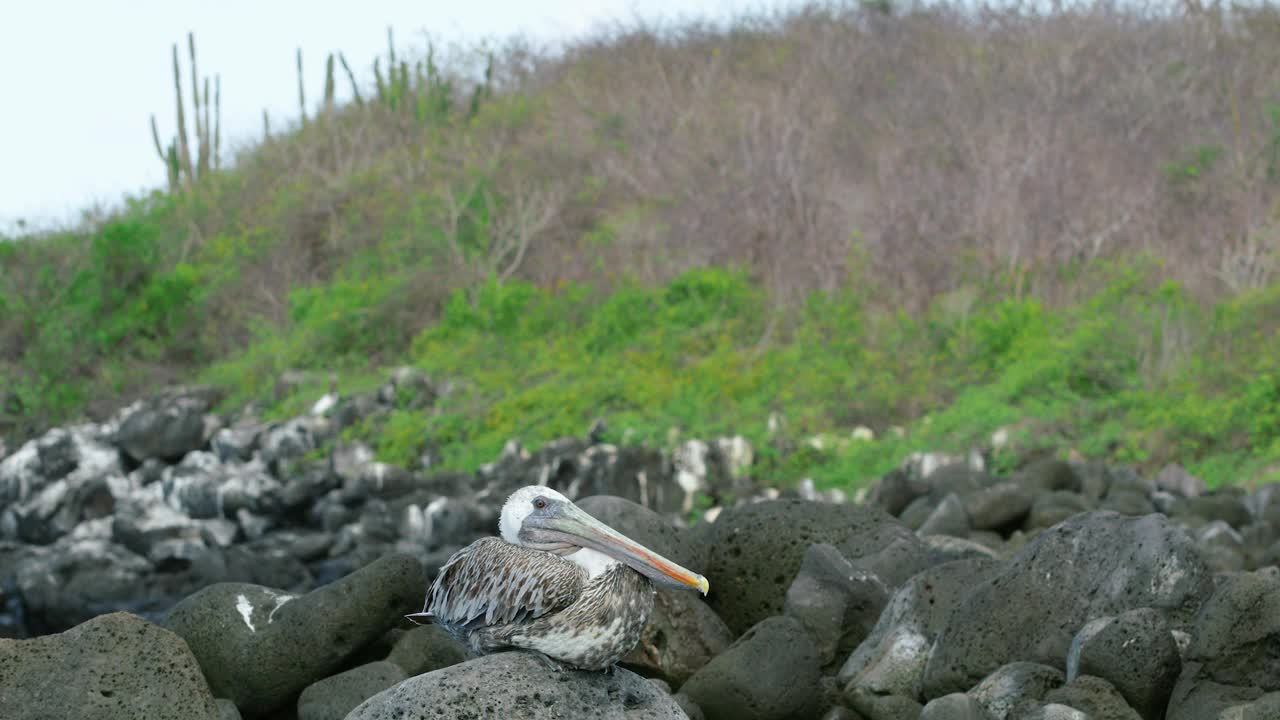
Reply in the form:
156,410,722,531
542,502,710,595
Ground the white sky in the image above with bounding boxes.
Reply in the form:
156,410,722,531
0,0,787,232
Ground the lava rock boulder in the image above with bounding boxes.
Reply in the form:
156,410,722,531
701,499,923,635
164,553,424,716
0,611,218,720
920,511,1212,698
680,615,822,720
347,651,688,719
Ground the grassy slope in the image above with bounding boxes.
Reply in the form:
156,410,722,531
3,5,1280,488
211,260,1280,488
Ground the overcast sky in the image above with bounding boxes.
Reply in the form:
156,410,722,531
0,0,786,232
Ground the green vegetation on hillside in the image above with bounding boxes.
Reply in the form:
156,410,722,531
3,3,1279,489
198,262,1280,488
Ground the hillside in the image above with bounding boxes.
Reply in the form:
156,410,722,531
2,2,1279,488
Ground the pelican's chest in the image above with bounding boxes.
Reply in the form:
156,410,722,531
583,562,656,630
516,564,656,670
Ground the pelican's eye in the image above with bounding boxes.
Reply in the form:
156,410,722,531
533,497,547,510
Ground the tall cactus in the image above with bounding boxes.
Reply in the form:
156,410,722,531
323,53,336,117
172,42,193,190
373,57,387,104
149,31,221,194
339,52,363,107
297,47,308,127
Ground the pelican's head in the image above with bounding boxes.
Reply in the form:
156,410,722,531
498,485,709,595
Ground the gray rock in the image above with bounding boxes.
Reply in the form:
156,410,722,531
674,693,706,720
164,553,424,716
1155,464,1204,498
561,444,680,515
113,496,208,560
917,493,970,537
671,438,754,511
1073,462,1115,503
921,512,1212,697
925,464,993,496
1019,705,1090,720
845,687,923,719
35,427,81,481
1150,490,1182,515
680,615,821,720
1183,571,1280,691
333,442,376,484
1195,521,1247,573
221,541,313,590
1066,609,1180,720
784,543,888,666
332,392,386,432
1026,491,1093,531
218,462,283,516
259,418,320,470
0,611,218,719
920,693,991,720
211,423,260,463
1015,460,1082,494
334,442,417,501
348,651,688,719
1165,667,1264,720
868,468,930,517
1098,489,1154,517
0,437,41,506
702,499,919,634
900,496,938,531
839,558,1001,697
202,517,240,548
115,387,217,462
964,482,1033,532
161,455,224,519
1246,692,1280,720
1105,468,1154,497
216,698,242,720
394,494,480,552
623,586,734,686
280,462,339,509
4,478,74,544
13,538,167,634
1240,522,1277,571
851,529,932,591
1180,489,1250,529
1044,675,1142,720
385,624,472,676
0,428,123,544
920,535,999,564
383,366,435,408
969,662,1064,720
296,660,406,720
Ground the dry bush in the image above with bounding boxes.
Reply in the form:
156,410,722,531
151,1,1280,343
493,2,1280,308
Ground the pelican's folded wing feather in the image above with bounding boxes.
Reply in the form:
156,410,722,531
427,537,586,628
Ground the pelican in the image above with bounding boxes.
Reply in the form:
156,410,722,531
408,486,709,671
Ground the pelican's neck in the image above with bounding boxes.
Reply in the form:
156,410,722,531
567,547,619,579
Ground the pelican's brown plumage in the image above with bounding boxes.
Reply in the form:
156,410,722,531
408,486,709,671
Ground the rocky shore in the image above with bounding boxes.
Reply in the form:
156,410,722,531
2,375,1279,719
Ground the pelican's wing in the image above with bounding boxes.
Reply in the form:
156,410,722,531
426,537,586,628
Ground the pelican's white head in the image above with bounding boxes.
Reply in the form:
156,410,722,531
495,484,710,595
499,485,571,545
